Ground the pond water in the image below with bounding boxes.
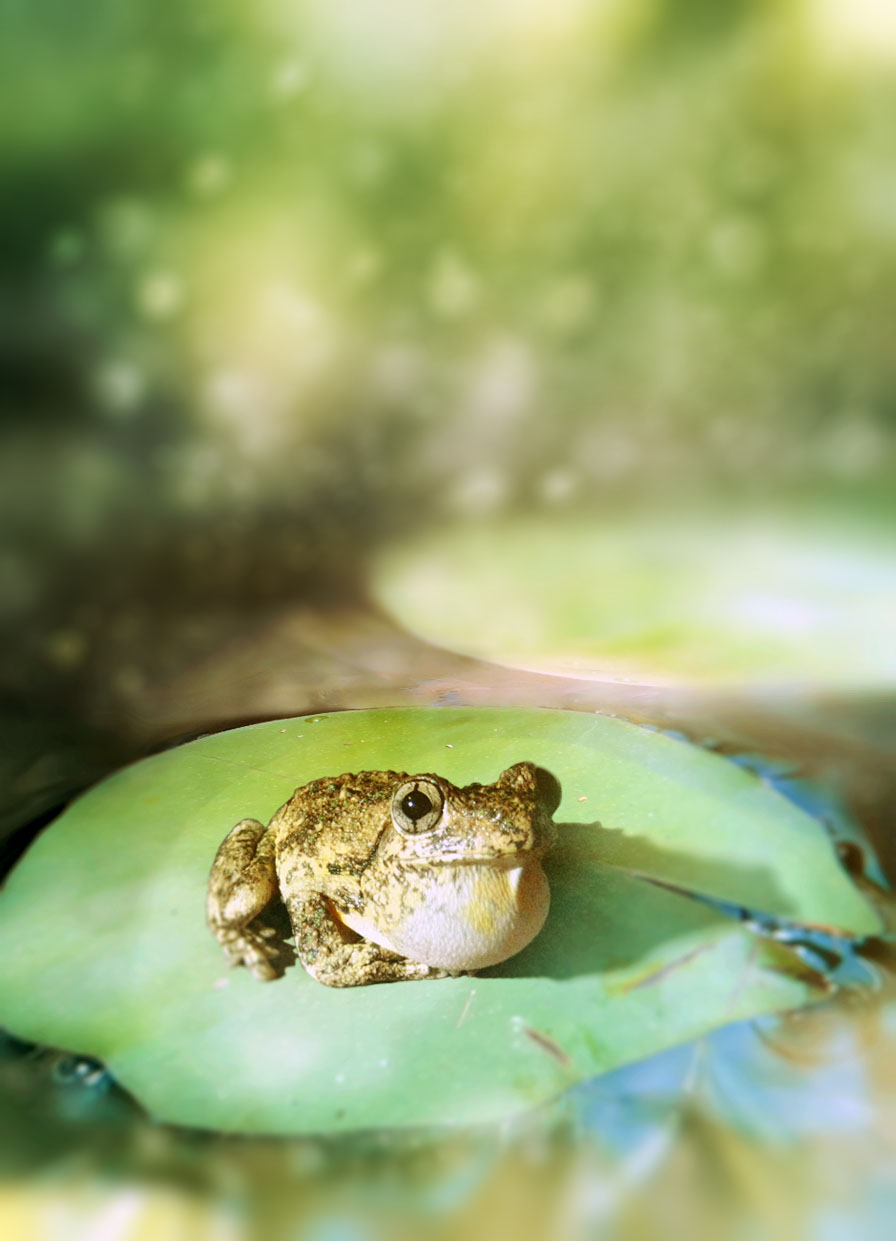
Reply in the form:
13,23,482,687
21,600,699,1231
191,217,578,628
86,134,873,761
1,598,893,1241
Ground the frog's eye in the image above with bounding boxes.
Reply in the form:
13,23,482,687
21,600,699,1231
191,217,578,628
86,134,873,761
391,779,444,836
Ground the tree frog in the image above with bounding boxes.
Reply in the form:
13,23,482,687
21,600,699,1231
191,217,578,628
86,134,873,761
207,761,558,986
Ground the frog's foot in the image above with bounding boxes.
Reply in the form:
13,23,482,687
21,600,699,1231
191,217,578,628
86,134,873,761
215,923,282,981
287,894,457,986
208,816,281,979
306,942,452,987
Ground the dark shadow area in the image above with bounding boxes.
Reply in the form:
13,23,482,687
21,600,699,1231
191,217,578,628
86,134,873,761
554,819,799,919
250,898,299,977
533,765,563,818
485,819,792,981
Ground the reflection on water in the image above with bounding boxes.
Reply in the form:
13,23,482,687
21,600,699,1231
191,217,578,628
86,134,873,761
3,979,895,1239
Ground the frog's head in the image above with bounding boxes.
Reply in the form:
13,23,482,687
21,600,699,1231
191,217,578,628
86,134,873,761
383,761,559,868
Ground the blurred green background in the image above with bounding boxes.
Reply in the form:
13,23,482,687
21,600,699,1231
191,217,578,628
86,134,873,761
3,0,896,727
2,1,896,1237
6,1,896,510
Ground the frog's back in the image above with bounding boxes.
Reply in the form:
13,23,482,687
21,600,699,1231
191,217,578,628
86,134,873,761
271,770,406,888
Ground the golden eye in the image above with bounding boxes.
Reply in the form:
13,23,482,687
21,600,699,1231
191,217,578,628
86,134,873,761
391,779,443,835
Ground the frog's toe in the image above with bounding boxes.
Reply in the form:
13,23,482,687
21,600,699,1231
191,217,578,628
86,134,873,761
408,962,451,980
221,928,281,975
247,956,279,982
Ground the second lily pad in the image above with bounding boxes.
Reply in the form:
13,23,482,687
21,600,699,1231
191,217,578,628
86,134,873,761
371,512,896,688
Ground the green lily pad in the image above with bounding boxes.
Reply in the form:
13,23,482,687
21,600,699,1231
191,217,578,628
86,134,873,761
0,708,879,1135
371,512,896,687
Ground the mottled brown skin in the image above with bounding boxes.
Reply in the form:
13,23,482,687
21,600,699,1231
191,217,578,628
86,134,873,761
207,762,558,987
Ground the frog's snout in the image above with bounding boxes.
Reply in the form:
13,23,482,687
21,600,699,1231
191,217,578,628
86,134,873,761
491,811,556,862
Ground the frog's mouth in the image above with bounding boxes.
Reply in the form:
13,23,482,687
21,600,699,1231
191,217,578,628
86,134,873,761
415,848,550,869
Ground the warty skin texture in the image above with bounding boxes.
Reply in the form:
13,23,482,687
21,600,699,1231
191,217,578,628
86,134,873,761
207,761,558,987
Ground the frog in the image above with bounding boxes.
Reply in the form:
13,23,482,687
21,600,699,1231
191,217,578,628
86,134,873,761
206,761,559,987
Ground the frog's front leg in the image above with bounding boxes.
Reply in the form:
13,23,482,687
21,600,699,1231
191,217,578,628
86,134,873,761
287,893,450,987
207,818,281,980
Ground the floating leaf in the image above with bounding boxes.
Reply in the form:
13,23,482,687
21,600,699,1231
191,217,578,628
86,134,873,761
371,513,896,687
0,709,879,1134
